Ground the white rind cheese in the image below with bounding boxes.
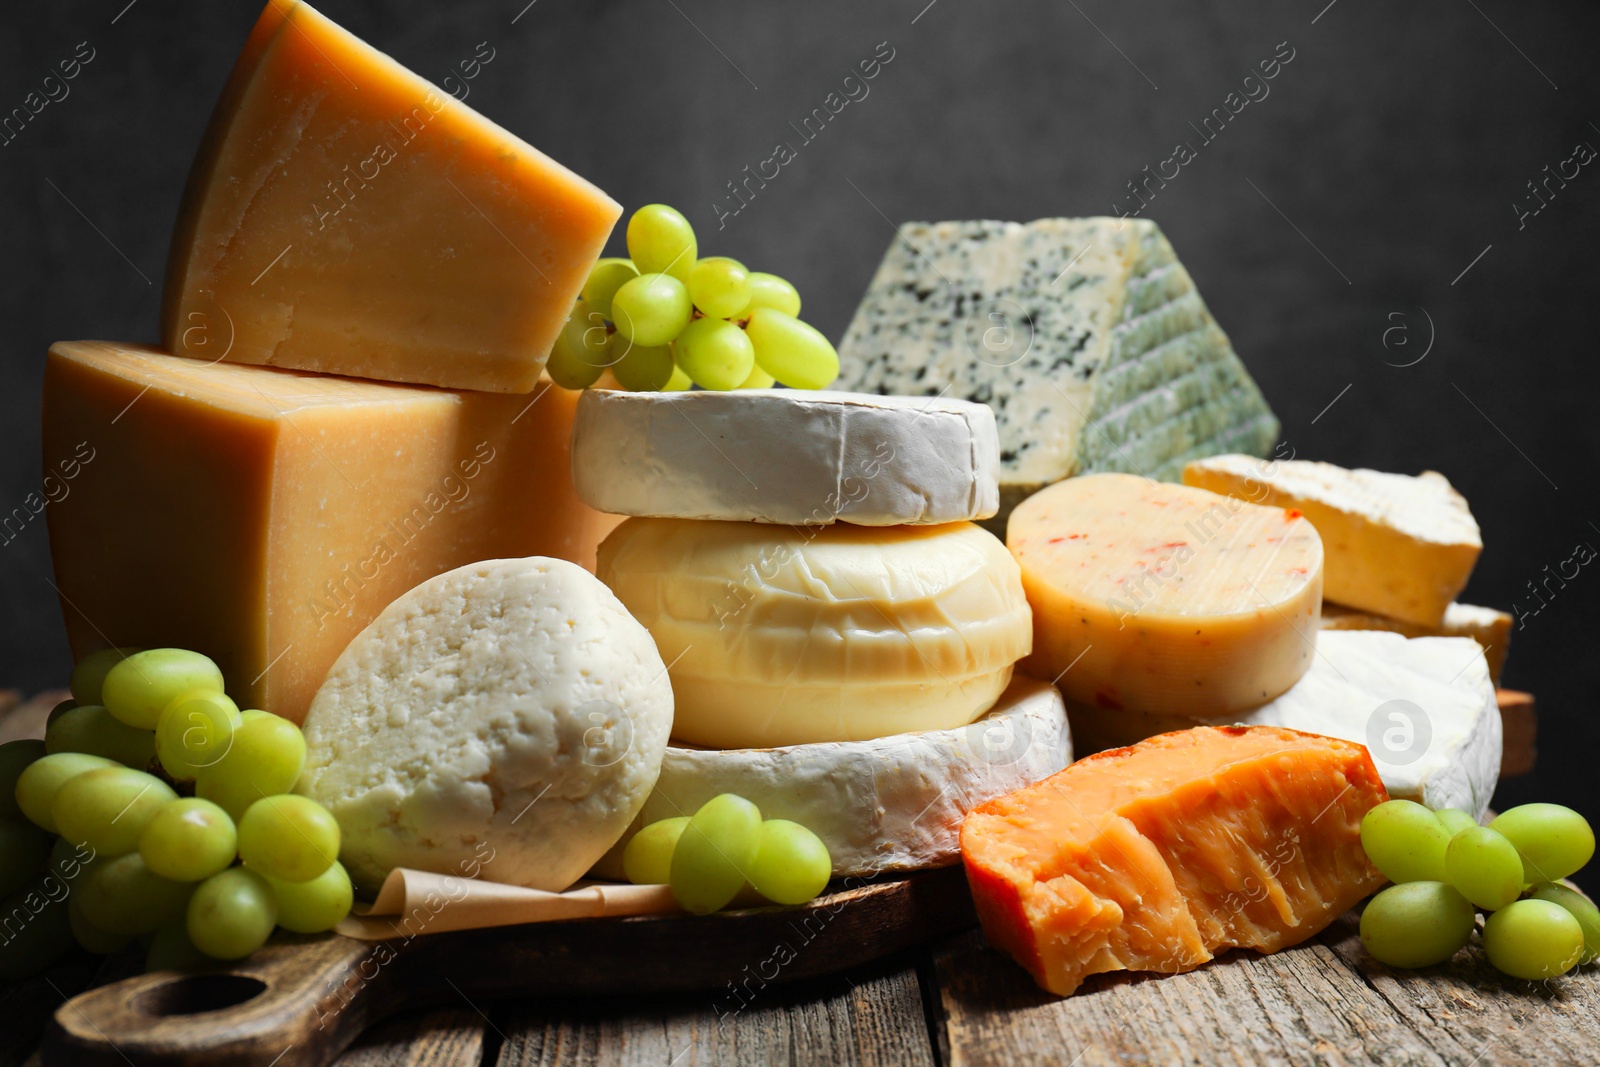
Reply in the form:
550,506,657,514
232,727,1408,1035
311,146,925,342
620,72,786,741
570,388,1000,526
835,218,1279,524
1321,601,1511,683
1066,630,1502,817
591,675,1071,879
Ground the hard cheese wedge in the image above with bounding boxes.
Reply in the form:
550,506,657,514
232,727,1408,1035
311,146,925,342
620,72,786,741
161,0,619,392
1321,601,1511,683
1183,456,1481,627
44,341,621,723
1066,631,1503,817
1009,473,1322,717
592,675,1070,880
835,218,1279,525
961,725,1387,997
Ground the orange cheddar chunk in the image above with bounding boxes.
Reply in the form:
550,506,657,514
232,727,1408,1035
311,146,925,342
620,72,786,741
161,0,620,393
43,341,622,723
960,725,1387,996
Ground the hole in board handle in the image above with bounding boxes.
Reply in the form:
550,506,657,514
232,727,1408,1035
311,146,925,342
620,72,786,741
135,974,268,1017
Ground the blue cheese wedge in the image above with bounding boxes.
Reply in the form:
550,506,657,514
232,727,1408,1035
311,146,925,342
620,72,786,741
836,218,1279,524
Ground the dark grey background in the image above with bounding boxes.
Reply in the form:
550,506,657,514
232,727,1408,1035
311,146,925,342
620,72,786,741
2,1,1596,815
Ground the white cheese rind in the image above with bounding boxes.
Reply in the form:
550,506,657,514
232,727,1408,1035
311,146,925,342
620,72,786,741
1066,631,1502,817
1320,601,1511,683
591,675,1071,879
570,388,1000,525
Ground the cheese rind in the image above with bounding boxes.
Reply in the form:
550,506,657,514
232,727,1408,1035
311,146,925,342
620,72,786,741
591,675,1070,879
1183,456,1481,627
1008,473,1322,717
835,218,1279,526
1320,601,1511,683
571,389,1001,525
1065,631,1503,818
596,517,1033,748
43,341,621,723
161,0,619,392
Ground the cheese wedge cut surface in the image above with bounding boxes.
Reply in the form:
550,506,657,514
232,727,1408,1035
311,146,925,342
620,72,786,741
161,0,619,392
592,675,1070,880
572,388,1001,525
1065,631,1503,817
44,341,621,723
1008,473,1322,717
961,725,1388,997
1183,456,1481,627
597,517,1032,748
1321,601,1511,683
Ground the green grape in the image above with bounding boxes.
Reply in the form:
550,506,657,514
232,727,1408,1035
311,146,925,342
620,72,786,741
610,342,676,392
738,364,776,390
1489,804,1595,883
1529,883,1600,964
546,305,611,390
45,703,157,768
625,204,697,282
1435,808,1478,837
1359,881,1475,968
78,851,192,935
48,835,99,885
1444,826,1524,910
70,646,143,706
240,709,271,725
747,819,831,905
688,256,751,319
0,818,51,897
673,317,755,391
102,648,224,729
14,751,118,833
670,793,762,915
744,272,801,317
1360,799,1451,884
610,273,693,347
46,699,77,730
580,257,640,320
140,798,238,883
188,867,277,960
195,713,307,822
69,896,133,954
662,363,694,391
265,861,354,933
1482,898,1584,980
0,875,75,980
156,688,241,780
146,921,209,973
623,817,690,885
746,309,840,390
237,794,340,883
53,767,178,857
0,739,45,820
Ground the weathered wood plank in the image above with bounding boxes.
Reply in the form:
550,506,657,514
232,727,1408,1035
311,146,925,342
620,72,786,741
332,1007,485,1067
0,690,64,744
1496,690,1536,778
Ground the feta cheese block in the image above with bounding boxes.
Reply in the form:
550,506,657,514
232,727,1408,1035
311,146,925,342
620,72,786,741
300,557,674,893
161,0,620,392
44,341,622,723
1183,456,1481,627
1321,601,1511,684
571,388,1000,526
596,517,1033,748
835,218,1279,525
1009,473,1322,718
592,674,1071,880
1064,631,1502,818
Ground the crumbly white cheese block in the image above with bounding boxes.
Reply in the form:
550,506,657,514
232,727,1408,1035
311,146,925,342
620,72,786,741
591,675,1071,879
1321,601,1511,683
1066,631,1502,817
835,218,1279,525
1183,456,1481,628
570,388,1000,526
597,517,1033,748
300,558,674,893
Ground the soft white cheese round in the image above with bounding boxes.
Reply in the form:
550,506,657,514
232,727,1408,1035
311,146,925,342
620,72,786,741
299,557,673,893
597,517,1032,748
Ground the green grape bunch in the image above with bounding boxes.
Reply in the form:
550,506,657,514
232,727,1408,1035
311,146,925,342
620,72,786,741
546,204,839,393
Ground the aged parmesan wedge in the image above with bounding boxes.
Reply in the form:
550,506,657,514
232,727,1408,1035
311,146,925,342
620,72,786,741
1320,601,1511,683
1183,456,1481,627
1008,473,1322,717
961,725,1388,997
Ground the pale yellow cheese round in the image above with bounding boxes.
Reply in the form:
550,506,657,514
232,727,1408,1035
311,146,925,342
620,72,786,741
1008,473,1322,717
597,518,1033,747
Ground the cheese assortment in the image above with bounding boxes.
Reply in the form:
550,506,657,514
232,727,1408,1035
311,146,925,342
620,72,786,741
1321,601,1512,683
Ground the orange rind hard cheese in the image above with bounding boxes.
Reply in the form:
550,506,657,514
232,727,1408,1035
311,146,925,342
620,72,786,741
960,725,1388,997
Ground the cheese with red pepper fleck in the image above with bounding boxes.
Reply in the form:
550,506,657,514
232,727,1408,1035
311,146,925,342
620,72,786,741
1007,473,1323,717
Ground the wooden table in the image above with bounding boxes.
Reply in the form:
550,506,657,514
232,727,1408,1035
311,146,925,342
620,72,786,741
6,691,1588,1067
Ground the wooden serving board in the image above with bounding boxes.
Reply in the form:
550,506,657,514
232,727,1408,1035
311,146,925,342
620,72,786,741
42,867,975,1067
